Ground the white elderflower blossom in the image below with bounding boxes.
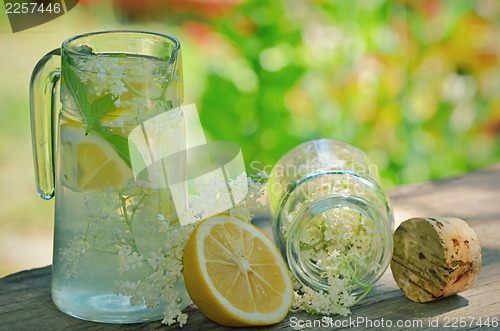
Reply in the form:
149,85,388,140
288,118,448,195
118,249,144,272
289,206,380,316
130,295,145,306
58,238,87,278
75,57,128,100
153,172,265,326
62,170,265,327
147,252,163,269
177,313,188,327
122,97,169,123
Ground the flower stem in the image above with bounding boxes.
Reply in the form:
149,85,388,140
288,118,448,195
130,194,147,225
119,192,139,252
89,246,119,254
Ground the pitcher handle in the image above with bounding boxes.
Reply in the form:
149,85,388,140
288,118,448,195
29,49,61,200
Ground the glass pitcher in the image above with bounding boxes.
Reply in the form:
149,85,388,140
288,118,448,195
29,31,190,323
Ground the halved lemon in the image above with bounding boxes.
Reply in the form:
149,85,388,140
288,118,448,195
59,124,132,193
183,214,293,327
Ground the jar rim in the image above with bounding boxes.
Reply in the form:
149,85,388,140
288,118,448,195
285,194,394,295
270,169,389,221
62,30,180,65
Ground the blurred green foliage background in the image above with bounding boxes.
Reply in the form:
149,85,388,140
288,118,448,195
191,0,500,187
0,0,499,276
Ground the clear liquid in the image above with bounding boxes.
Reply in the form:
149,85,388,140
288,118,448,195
52,52,188,323
52,185,190,323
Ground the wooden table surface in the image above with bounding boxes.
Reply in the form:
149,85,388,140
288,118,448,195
2,165,500,330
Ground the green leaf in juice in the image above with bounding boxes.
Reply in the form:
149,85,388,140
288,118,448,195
62,60,117,131
61,59,91,124
62,59,132,167
98,130,132,169
87,94,118,132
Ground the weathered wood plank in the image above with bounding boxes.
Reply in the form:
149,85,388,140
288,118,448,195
1,165,500,330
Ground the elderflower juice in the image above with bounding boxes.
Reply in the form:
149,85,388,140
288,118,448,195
48,32,191,323
52,183,190,323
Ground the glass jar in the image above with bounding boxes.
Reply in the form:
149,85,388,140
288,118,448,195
268,139,394,296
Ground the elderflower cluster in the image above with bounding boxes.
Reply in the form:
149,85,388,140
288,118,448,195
114,213,196,326
75,57,128,104
73,55,175,111
56,132,266,328
182,172,263,225
123,97,172,124
57,238,87,279
113,172,266,327
290,207,380,315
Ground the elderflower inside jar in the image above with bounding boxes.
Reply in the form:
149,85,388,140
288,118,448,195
268,139,394,308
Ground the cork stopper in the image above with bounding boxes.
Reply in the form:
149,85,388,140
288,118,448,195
391,217,481,303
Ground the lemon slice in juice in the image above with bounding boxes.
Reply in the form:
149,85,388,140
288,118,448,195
59,124,132,193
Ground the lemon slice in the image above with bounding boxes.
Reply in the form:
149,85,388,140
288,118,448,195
59,124,132,193
183,214,293,327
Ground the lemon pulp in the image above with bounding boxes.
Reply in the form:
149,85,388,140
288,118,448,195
59,124,132,193
183,214,293,327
